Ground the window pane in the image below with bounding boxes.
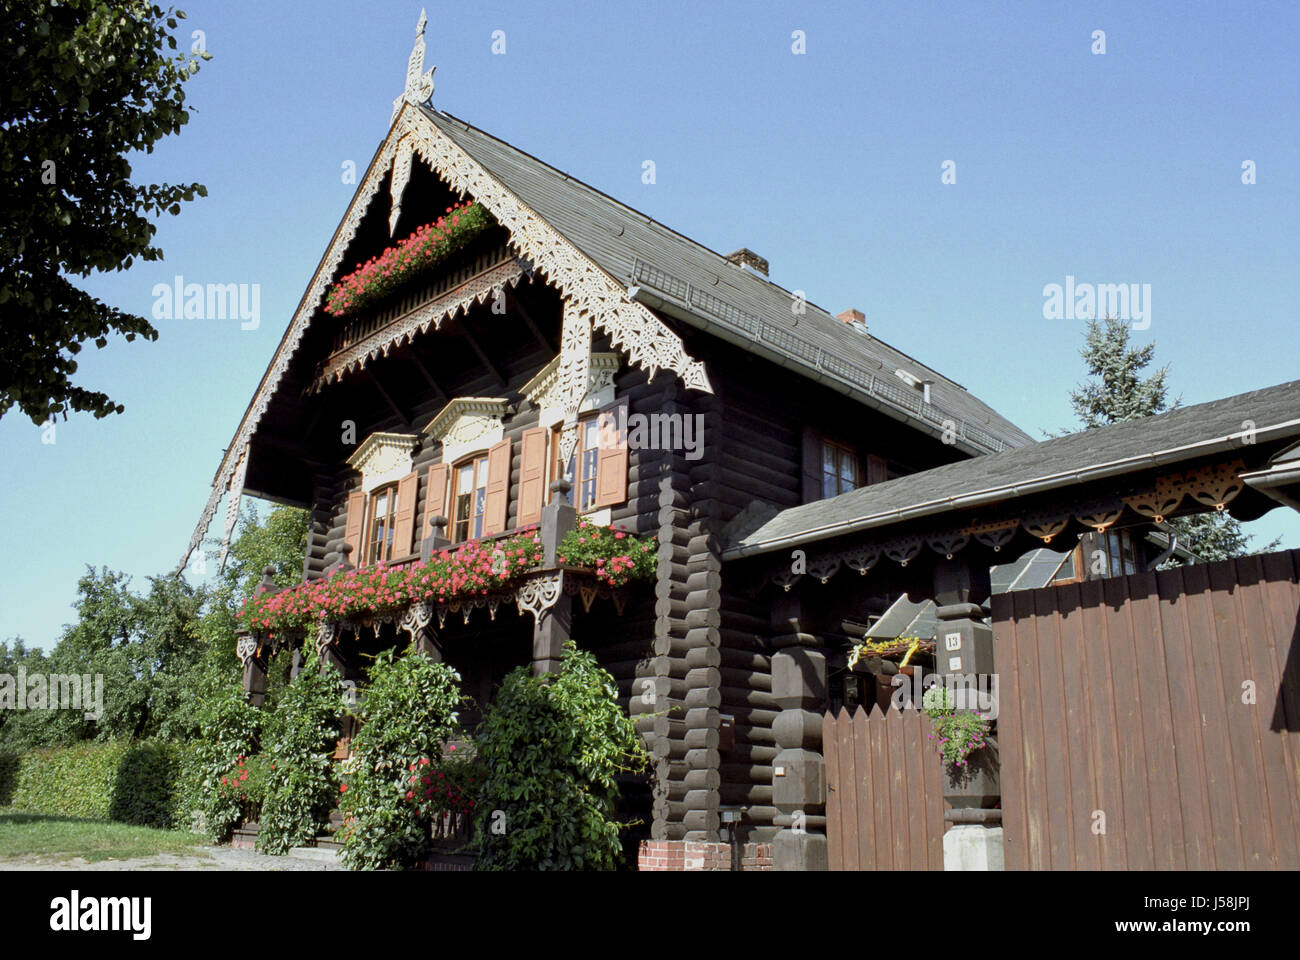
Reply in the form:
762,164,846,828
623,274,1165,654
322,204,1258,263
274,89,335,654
823,473,837,499
840,456,855,484
823,444,835,473
455,491,471,542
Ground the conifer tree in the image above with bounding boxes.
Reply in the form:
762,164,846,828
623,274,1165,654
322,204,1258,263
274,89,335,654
1066,318,1275,562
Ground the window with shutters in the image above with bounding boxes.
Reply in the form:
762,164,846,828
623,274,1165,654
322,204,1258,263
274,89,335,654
366,483,399,564
451,454,490,542
551,416,602,512
803,426,888,504
822,439,859,498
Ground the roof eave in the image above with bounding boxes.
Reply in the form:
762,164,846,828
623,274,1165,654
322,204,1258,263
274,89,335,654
722,416,1300,561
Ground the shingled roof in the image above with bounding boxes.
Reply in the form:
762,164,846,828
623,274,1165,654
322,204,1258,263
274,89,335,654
724,379,1300,559
424,107,1033,454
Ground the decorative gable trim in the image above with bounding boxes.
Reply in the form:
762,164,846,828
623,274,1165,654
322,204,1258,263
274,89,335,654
347,432,420,493
177,65,709,574
522,352,620,428
424,397,508,464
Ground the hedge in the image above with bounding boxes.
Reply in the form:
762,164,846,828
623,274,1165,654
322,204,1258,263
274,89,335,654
0,741,189,829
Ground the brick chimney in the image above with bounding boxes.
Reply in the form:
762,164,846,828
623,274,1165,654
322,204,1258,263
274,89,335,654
725,248,769,277
837,308,866,325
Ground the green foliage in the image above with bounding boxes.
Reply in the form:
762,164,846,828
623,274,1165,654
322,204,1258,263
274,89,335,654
108,742,187,828
256,650,345,855
472,640,648,870
0,740,186,827
0,569,207,749
0,0,210,423
338,645,467,870
214,753,267,825
180,663,261,843
1068,317,1173,429
0,746,20,805
1165,512,1279,564
923,685,990,767
217,506,310,602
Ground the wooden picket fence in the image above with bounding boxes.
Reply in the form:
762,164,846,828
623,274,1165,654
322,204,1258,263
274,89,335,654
822,705,947,870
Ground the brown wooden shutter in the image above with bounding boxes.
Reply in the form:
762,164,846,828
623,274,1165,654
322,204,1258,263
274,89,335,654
391,470,420,558
593,401,629,508
516,427,549,526
482,438,512,535
343,490,366,566
423,463,450,541
866,454,888,485
801,426,824,503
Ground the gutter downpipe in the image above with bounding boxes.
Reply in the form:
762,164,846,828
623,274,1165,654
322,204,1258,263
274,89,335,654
721,418,1300,561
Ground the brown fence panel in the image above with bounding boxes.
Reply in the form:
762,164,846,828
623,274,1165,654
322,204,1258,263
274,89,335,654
823,705,945,870
992,548,1300,870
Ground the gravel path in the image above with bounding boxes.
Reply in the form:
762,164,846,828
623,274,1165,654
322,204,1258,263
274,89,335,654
0,846,345,871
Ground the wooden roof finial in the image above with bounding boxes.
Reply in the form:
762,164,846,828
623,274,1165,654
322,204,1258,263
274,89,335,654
393,7,435,123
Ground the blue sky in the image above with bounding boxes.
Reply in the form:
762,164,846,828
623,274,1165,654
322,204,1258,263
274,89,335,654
3,0,1297,648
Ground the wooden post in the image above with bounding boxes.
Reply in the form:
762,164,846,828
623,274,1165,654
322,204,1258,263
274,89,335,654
243,652,269,708
769,592,829,871
413,627,443,661
533,489,576,676
931,557,1003,870
420,516,451,562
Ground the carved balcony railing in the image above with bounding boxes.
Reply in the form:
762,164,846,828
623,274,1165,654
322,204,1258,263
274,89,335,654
313,240,530,390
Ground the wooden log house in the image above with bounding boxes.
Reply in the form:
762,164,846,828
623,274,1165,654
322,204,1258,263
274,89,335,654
180,14,1300,870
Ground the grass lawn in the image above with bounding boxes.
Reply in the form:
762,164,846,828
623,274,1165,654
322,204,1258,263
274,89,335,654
0,809,211,863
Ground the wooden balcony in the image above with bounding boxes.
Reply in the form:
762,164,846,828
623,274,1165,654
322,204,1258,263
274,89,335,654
314,241,528,389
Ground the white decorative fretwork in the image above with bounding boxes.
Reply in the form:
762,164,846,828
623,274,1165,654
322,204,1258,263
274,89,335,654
423,397,507,463
315,256,528,389
398,602,434,641
235,635,257,666
392,9,435,124
522,352,620,428
176,31,709,575
389,136,414,236
217,445,249,572
515,572,564,623
315,621,338,659
397,108,711,394
346,431,419,492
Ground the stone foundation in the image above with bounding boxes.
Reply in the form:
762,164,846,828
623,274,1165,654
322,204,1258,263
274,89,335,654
637,840,774,871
